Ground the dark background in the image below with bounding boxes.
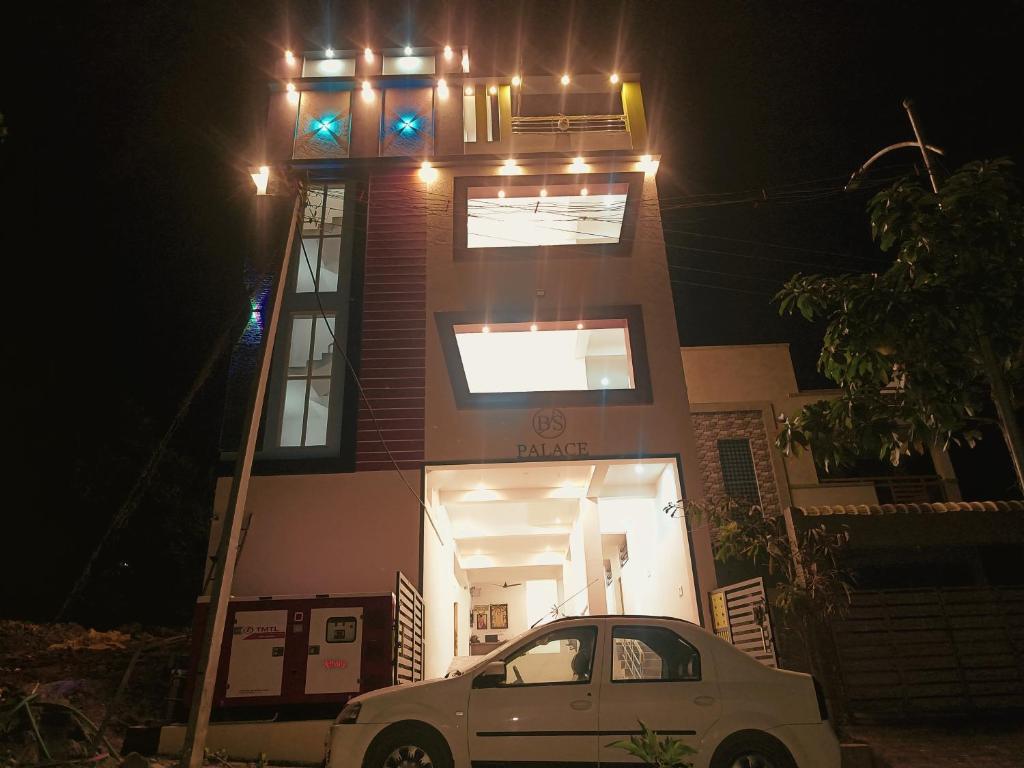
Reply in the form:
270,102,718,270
2,0,1022,626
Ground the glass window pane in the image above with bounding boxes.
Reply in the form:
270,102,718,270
297,238,320,293
323,186,345,235
502,627,596,685
382,55,435,75
287,317,313,374
454,320,633,393
280,380,307,447
318,238,341,292
463,94,477,143
311,316,335,377
467,182,628,248
304,379,331,446
303,188,325,235
325,617,357,643
612,626,701,682
301,57,356,78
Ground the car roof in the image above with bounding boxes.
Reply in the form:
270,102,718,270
548,614,697,625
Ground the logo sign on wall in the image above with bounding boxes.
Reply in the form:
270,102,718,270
518,408,589,459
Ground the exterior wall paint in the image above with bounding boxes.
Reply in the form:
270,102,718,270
207,471,420,598
691,410,782,515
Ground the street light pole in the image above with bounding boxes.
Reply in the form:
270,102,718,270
178,184,301,768
902,98,941,194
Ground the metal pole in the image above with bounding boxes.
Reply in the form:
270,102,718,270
902,99,941,194
178,191,301,768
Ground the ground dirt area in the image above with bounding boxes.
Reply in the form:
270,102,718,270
0,621,188,766
844,719,1024,768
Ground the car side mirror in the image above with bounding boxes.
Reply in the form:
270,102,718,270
473,660,506,688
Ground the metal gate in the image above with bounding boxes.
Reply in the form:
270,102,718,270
394,571,425,684
710,577,778,667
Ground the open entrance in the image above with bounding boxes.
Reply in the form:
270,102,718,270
421,458,699,678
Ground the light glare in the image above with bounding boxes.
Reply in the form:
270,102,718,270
418,160,438,183
325,47,335,58
364,47,373,62
464,85,474,95
404,46,412,55
250,166,270,195
560,74,570,86
489,85,497,95
284,50,295,65
610,72,620,84
511,75,522,87
444,45,453,60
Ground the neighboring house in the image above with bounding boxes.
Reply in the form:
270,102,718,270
682,343,1024,716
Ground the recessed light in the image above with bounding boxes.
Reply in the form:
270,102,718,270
465,85,474,96
489,85,498,95
511,75,522,87
610,72,620,84
530,324,539,332
560,73,570,86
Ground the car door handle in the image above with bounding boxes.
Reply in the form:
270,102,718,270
693,696,716,706
570,699,593,711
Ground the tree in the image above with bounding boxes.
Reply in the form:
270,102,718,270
774,159,1024,493
668,497,852,720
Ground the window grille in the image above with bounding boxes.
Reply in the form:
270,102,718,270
717,438,761,505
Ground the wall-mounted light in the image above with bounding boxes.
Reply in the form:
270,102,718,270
443,45,453,60
437,78,449,99
576,322,584,330
569,156,587,173
361,80,374,102
497,190,506,199
609,72,620,85
250,166,270,196
481,325,490,333
488,85,498,95
418,160,438,183
539,188,548,197
530,324,539,332
511,75,522,87
464,85,474,96
284,50,295,65
639,153,660,175
461,51,470,73
403,45,412,56
325,47,335,58
500,158,519,175
579,187,589,196
285,82,299,104
560,73,571,86
364,47,373,62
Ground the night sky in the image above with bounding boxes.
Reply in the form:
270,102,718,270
4,1,1022,623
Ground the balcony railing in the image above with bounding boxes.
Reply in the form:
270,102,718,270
820,475,947,504
511,113,628,134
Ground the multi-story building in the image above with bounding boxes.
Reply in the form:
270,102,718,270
213,45,716,683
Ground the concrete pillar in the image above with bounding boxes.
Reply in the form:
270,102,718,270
580,498,608,615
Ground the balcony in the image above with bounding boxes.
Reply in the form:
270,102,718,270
511,114,628,134
791,475,950,508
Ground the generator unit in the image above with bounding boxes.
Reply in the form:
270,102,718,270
178,573,424,720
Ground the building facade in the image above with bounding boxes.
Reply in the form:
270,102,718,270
214,46,716,680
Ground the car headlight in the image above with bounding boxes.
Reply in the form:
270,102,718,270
337,700,361,724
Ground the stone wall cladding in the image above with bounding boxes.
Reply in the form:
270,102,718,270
691,410,781,515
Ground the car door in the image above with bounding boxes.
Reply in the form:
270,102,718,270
468,623,602,766
598,622,721,764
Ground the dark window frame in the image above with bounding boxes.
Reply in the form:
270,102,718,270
452,172,645,260
490,625,599,689
610,625,702,684
435,305,653,409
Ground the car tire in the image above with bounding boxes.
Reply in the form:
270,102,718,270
363,725,452,768
710,730,797,768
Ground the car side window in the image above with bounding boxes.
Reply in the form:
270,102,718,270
611,625,701,682
500,626,597,686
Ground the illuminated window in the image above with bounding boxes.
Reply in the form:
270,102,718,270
454,319,634,394
281,314,336,447
299,186,345,293
382,55,435,75
302,57,356,78
465,181,629,249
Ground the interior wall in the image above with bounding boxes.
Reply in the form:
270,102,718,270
471,583,526,642
421,503,469,679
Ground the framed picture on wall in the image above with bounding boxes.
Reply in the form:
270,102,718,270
490,603,509,629
473,607,489,630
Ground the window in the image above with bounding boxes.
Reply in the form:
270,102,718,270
326,617,357,643
717,438,761,504
382,55,435,75
436,307,652,408
454,174,642,257
467,182,628,248
301,57,356,78
300,187,344,292
454,319,634,394
281,314,336,447
611,626,700,682
501,626,597,686
463,88,501,143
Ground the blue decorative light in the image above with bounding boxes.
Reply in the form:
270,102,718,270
394,114,420,136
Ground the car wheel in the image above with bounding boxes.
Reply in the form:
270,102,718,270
710,731,796,768
364,726,452,768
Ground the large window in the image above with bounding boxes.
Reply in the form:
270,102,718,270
454,319,634,393
281,314,335,447
436,307,653,408
453,174,643,257
466,182,628,248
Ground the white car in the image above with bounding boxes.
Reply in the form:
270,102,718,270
325,615,839,768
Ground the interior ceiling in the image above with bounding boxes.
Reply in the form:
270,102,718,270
427,459,674,575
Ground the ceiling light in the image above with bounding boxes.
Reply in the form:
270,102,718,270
325,47,335,58
497,190,506,199
489,85,498,95
560,73,570,86
609,72,620,84
364,47,373,62
539,188,548,197
576,322,584,330
530,324,539,332
481,325,490,333
284,50,295,65
464,85,474,96
444,45,453,60
404,46,413,55
580,187,589,196
511,75,522,87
